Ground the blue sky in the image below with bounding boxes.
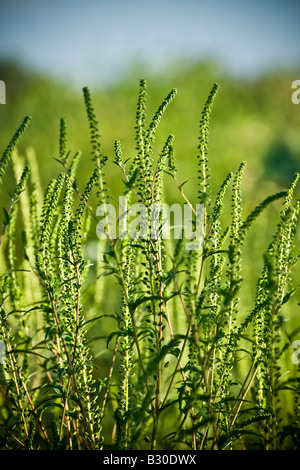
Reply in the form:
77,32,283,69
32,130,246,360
0,0,299,87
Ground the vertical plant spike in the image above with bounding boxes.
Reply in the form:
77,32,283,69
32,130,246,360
68,150,82,181
197,83,219,206
113,135,138,448
0,116,31,186
133,81,177,208
59,117,68,164
11,164,31,202
83,86,108,205
114,139,123,167
130,78,150,196
134,78,147,165
11,153,37,305
216,163,246,407
115,242,135,449
145,88,177,157
181,87,221,432
5,203,19,309
251,174,300,449
186,83,220,321
153,134,174,204
230,161,246,242
209,172,233,244
26,146,44,219
196,172,233,368
83,87,102,163
167,135,176,175
38,173,66,261
238,190,288,244
0,304,29,441
2,164,31,311
56,176,74,288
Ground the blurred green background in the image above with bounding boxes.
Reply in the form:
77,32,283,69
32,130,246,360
0,58,299,201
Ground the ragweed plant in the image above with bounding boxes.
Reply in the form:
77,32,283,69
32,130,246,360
0,79,299,450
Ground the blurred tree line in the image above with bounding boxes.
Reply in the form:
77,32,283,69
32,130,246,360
0,59,299,200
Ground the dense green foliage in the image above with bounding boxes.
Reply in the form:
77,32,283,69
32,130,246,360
0,68,299,450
